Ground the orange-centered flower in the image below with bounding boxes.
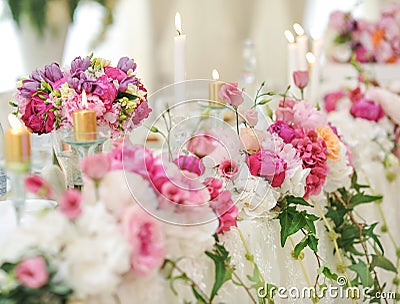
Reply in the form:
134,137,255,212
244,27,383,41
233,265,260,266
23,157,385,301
316,126,341,160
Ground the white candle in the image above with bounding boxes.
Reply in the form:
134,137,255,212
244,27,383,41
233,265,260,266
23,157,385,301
293,23,308,71
285,30,299,88
174,12,186,84
306,52,315,105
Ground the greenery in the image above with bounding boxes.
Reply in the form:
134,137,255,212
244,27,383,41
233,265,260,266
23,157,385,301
5,0,116,44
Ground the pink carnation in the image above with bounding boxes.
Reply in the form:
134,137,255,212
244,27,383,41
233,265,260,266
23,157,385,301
275,98,296,123
59,189,82,220
203,177,223,200
25,175,53,199
218,160,239,180
210,190,238,234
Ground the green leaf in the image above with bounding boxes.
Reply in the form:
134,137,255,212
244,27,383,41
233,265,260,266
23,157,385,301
325,206,347,227
351,171,370,192
286,196,313,207
191,286,208,304
0,262,15,273
257,99,272,105
307,234,318,252
293,236,308,258
370,255,397,273
363,223,384,254
117,91,139,100
349,193,383,209
348,259,373,287
317,265,338,281
277,207,306,247
9,101,18,108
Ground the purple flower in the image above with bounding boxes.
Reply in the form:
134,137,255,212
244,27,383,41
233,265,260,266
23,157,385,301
268,120,297,143
117,57,137,73
42,63,64,83
350,98,384,122
131,101,151,126
70,56,91,74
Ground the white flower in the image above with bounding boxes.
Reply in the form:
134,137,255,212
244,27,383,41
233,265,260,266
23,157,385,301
323,142,353,193
279,166,310,198
365,86,400,124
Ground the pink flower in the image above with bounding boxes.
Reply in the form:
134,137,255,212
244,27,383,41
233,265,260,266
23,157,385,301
375,40,395,63
187,131,218,158
25,175,53,199
15,256,48,289
203,177,223,200
246,150,287,187
324,90,345,112
354,45,373,63
349,87,363,103
104,66,127,82
160,181,189,206
122,205,164,276
293,101,327,130
275,98,296,122
93,75,118,109
218,160,239,180
81,154,111,182
329,10,347,33
268,121,297,144
350,98,384,122
240,128,267,153
59,189,82,220
293,71,309,90
174,155,205,176
210,190,238,234
244,108,258,127
219,82,244,107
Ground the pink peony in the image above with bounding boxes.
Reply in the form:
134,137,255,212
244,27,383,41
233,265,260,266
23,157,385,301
92,75,118,109
25,175,53,199
324,90,345,112
293,101,327,130
203,177,223,200
268,120,297,144
218,160,239,180
104,66,127,82
15,256,49,289
246,150,287,187
187,131,218,158
174,155,205,176
244,108,258,127
122,205,165,276
59,189,82,220
350,98,384,122
210,190,238,234
219,82,244,107
293,71,309,90
81,154,111,182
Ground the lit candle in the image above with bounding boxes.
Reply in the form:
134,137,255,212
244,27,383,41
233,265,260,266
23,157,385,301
72,90,97,142
285,30,299,87
5,114,31,172
293,23,308,71
310,30,323,106
174,12,186,84
306,52,315,104
208,69,224,106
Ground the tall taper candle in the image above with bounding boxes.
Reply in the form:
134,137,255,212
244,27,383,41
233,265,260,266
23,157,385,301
285,30,299,88
293,23,308,71
174,12,186,85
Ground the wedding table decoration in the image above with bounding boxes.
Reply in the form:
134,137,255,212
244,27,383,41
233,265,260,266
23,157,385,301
1,64,398,303
325,1,400,64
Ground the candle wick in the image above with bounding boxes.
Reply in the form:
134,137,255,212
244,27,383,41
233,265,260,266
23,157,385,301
176,29,181,36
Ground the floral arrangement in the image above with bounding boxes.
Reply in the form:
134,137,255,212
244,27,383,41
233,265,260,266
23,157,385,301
11,54,151,137
326,2,400,63
1,71,398,303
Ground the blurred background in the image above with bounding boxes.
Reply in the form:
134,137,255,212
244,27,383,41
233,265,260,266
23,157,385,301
0,0,385,95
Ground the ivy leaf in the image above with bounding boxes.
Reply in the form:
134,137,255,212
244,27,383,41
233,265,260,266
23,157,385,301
325,206,347,227
348,259,373,287
307,234,318,252
277,207,306,247
293,236,308,258
348,193,383,209
286,196,313,207
351,171,370,192
370,255,397,273
317,265,338,281
363,223,384,254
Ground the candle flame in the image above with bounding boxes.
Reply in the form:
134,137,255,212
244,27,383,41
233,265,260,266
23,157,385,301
306,52,315,64
212,69,219,80
284,30,295,43
81,90,88,108
175,12,182,35
293,23,305,36
8,113,24,129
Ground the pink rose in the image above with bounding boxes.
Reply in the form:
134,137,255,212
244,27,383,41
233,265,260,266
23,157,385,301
203,177,223,200
81,154,111,182
246,150,287,187
25,175,53,199
174,155,205,176
218,160,239,180
324,90,345,112
59,189,82,220
210,190,238,234
187,131,218,158
122,205,164,276
15,256,49,289
239,128,267,153
244,108,258,127
275,98,296,122
219,82,244,107
350,98,384,122
293,71,309,90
